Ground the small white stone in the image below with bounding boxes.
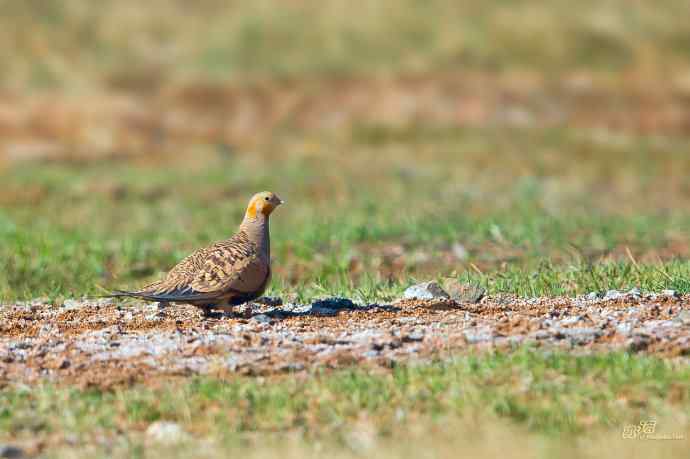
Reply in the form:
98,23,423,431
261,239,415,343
463,327,493,343
627,287,642,297
559,315,582,326
451,243,469,260
674,310,690,325
250,314,273,324
603,290,623,301
146,421,188,444
402,282,449,300
615,322,635,336
62,299,86,310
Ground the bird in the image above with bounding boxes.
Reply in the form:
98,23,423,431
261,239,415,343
107,191,283,315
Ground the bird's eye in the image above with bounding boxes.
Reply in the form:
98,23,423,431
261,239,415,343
264,197,270,201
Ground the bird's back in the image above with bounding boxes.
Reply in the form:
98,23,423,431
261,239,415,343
146,230,261,295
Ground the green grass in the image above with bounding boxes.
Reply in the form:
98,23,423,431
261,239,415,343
2,127,690,301
1,0,690,89
2,350,689,457
1,1,689,302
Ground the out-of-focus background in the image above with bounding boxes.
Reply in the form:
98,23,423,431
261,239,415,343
3,3,690,459
1,0,689,299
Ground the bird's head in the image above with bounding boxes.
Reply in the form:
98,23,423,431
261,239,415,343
245,191,284,219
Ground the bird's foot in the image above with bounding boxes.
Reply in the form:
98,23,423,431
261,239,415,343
241,305,254,319
198,303,236,319
200,308,224,319
233,303,254,319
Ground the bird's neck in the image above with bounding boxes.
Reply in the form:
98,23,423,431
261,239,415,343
240,214,270,258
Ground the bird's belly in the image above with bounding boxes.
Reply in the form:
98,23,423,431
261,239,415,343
229,257,270,294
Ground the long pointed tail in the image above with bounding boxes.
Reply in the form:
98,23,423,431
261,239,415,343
100,290,199,302
96,285,216,303
87,285,142,300
97,290,142,299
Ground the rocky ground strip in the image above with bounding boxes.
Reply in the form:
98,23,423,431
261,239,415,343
1,288,689,387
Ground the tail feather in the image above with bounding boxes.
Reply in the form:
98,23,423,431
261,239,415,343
98,289,148,299
102,289,218,303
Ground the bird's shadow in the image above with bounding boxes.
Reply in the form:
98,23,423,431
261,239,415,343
203,297,401,321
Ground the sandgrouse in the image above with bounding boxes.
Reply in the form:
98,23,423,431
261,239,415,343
109,191,283,314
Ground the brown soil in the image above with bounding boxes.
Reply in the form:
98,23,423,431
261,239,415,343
2,71,690,166
1,291,689,388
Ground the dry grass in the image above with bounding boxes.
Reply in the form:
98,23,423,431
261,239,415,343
43,418,690,459
2,0,690,88
3,351,690,458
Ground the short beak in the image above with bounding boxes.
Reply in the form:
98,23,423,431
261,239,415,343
277,197,285,205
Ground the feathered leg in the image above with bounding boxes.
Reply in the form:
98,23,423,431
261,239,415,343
196,304,217,317
196,300,244,318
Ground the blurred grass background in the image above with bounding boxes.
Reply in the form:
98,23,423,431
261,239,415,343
2,2,690,458
2,0,690,87
1,0,690,300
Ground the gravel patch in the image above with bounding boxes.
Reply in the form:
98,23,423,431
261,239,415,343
1,291,689,387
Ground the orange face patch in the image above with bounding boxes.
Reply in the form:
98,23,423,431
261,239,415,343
245,193,279,219
246,198,259,219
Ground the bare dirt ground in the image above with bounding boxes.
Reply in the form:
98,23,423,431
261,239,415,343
3,71,690,166
2,290,689,388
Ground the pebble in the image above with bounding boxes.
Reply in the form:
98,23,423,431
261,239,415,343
396,317,417,324
528,330,551,340
344,426,376,454
675,310,690,325
553,327,602,345
441,278,485,304
586,292,601,301
627,335,651,352
463,327,493,344
559,315,582,326
145,312,163,322
281,303,312,314
403,282,449,301
451,243,469,260
362,350,380,359
281,362,305,372
0,445,24,459
62,299,86,310
402,332,424,342
146,421,188,444
662,289,679,298
603,290,623,301
225,355,241,372
615,322,636,336
250,314,273,324
627,287,642,298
